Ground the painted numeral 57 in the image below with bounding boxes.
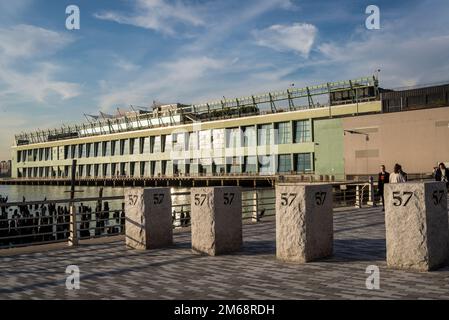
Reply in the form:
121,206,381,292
392,191,413,207
280,193,297,206
194,194,207,206
128,194,139,206
153,194,165,205
432,190,445,205
315,192,327,206
224,193,235,205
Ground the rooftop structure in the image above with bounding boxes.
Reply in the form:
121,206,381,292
15,76,378,145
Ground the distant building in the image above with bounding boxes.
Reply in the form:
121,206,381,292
0,160,11,177
9,76,449,181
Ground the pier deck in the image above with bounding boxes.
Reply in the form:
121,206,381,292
1,206,449,300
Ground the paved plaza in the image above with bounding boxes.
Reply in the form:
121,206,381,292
1,206,449,300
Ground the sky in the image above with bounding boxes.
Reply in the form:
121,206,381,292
0,0,448,159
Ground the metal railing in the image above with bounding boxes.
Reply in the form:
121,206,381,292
0,181,384,250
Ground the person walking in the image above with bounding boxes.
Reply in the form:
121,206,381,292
389,164,406,183
435,162,449,190
377,165,390,211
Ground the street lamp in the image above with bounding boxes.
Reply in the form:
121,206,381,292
344,130,369,141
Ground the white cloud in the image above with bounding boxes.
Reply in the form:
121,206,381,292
0,24,72,59
252,23,317,56
98,56,229,109
114,58,141,72
0,24,81,103
94,0,205,35
316,31,449,88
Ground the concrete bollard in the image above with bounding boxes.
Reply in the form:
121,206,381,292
276,183,333,263
385,182,449,271
124,187,173,250
191,186,242,256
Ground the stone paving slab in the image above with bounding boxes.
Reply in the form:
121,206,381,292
1,206,449,300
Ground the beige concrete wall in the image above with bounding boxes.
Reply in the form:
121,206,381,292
343,107,449,175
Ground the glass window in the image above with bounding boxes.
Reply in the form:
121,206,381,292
259,155,275,174
140,162,148,176
243,156,257,173
161,160,168,175
189,132,198,151
226,157,241,174
150,136,155,153
139,137,149,154
94,142,100,157
94,164,100,177
102,141,110,157
130,138,138,155
226,128,241,148
294,120,311,143
295,153,312,173
130,162,136,177
199,130,211,150
111,140,118,156
70,145,76,159
258,124,273,146
172,132,187,152
120,139,129,155
102,164,110,177
78,165,84,177
86,143,92,158
278,154,292,173
276,122,291,145
86,164,91,177
78,144,85,158
152,136,161,153
212,158,225,175
243,126,256,147
111,163,118,176
120,163,127,176
213,129,225,150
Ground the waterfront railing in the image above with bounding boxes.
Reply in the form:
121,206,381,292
0,181,386,250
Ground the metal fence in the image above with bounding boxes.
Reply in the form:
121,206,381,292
0,182,385,249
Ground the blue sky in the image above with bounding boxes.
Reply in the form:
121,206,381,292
1,0,449,159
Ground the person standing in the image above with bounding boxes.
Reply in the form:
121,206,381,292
378,165,390,211
389,164,406,183
435,162,449,190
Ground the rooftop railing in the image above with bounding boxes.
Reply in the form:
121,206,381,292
15,76,378,145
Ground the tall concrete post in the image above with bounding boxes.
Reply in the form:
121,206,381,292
124,187,173,250
191,186,242,256
276,183,333,263
385,182,449,271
